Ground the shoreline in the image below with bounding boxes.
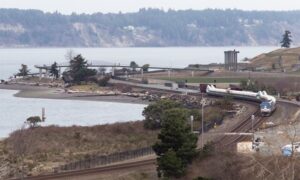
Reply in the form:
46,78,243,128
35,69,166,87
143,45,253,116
0,84,149,105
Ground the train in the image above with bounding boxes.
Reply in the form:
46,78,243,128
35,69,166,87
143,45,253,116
205,85,276,116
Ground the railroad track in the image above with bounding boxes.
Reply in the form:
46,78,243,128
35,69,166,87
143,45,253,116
216,100,300,150
13,159,156,180
214,102,262,149
14,99,299,180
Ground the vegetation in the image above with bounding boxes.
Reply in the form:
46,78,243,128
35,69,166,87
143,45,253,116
281,30,292,48
153,108,198,178
4,121,158,177
142,64,150,72
17,64,30,77
240,79,277,95
2,9,300,46
143,99,228,131
130,61,139,72
49,62,59,79
97,75,111,87
26,116,43,128
63,54,97,84
214,96,234,110
143,99,182,130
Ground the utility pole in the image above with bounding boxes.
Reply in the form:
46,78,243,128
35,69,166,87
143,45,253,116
251,114,255,133
190,115,194,133
201,97,206,148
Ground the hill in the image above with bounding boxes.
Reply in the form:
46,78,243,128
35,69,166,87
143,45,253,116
250,47,300,71
1,8,300,47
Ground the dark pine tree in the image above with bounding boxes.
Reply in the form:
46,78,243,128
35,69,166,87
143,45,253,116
17,64,30,77
64,54,97,84
152,108,198,178
281,30,292,48
50,62,59,79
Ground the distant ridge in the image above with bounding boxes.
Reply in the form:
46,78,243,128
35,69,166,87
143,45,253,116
0,8,300,47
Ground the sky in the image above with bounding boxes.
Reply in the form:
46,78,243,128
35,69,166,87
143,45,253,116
1,0,300,14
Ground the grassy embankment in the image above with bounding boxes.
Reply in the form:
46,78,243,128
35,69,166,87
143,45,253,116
69,84,113,92
250,47,300,71
2,121,158,177
159,77,246,83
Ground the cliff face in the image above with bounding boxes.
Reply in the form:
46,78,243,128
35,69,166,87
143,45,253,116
0,9,300,47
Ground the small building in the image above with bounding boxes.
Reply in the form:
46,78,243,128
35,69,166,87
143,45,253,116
224,50,239,71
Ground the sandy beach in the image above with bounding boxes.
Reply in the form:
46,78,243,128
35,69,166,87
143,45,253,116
0,84,149,105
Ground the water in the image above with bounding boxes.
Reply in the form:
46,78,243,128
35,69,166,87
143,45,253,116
0,47,278,80
0,89,146,137
0,47,278,137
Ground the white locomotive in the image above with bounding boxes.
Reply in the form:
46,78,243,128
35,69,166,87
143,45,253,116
206,85,276,116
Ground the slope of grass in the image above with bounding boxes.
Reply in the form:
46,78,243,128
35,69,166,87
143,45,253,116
4,121,158,176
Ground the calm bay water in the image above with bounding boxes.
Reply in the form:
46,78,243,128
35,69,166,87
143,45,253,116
0,47,278,80
0,89,146,137
0,47,278,137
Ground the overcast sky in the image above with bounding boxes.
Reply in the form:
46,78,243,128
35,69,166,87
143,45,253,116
1,0,300,14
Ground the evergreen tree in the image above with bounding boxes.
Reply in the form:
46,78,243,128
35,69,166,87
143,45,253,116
65,54,97,84
153,108,198,178
17,64,30,77
157,149,184,178
50,62,59,79
281,30,292,48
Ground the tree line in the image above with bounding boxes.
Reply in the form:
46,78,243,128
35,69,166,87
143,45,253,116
1,8,300,46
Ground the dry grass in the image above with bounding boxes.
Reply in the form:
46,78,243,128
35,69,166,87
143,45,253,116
250,47,300,71
69,84,111,92
14,76,63,84
136,70,209,79
183,151,300,180
3,121,158,176
251,77,300,96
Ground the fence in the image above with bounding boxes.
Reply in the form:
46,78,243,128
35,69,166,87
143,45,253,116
53,147,154,173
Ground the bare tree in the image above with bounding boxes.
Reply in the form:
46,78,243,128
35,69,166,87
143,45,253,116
65,49,76,62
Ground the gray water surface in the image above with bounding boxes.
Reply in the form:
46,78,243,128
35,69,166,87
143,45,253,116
0,89,146,137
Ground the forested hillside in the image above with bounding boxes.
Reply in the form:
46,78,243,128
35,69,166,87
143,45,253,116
0,8,300,47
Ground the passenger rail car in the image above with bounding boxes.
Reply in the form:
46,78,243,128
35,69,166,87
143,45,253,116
206,85,276,116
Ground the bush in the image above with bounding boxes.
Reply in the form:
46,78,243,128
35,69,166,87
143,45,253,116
98,76,110,87
141,78,148,84
214,97,234,110
143,100,182,129
26,116,43,128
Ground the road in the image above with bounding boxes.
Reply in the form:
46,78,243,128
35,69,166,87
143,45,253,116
110,79,200,94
